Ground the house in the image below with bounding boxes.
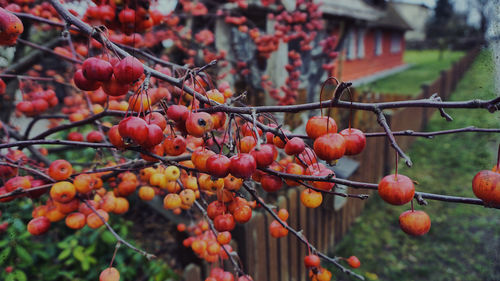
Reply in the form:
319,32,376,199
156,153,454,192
321,0,412,84
210,0,412,103
391,1,431,42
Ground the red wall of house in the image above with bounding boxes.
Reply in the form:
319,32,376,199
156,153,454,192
338,29,405,82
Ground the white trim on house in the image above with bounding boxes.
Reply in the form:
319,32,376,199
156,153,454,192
390,32,402,53
357,28,365,59
374,29,382,56
346,28,357,60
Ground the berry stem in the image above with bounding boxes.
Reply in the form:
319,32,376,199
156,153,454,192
109,241,121,268
395,151,399,181
496,143,499,171
348,88,353,130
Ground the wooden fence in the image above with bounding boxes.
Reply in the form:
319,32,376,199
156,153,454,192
181,48,480,280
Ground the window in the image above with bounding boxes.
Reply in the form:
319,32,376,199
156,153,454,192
374,30,382,56
390,32,401,53
345,28,356,60
357,28,365,59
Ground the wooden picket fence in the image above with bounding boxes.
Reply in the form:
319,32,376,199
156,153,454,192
181,47,480,280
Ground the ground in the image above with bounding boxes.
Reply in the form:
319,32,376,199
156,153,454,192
358,50,465,96
333,50,500,281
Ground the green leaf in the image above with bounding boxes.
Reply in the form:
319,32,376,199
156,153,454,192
81,259,90,271
0,239,9,248
73,246,85,262
57,248,71,261
100,231,115,245
0,246,12,263
35,249,51,260
18,232,30,240
5,270,27,281
14,246,32,265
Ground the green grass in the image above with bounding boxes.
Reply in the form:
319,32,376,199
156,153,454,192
332,50,500,281
358,50,465,96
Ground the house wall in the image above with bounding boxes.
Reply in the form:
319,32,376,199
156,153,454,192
339,28,405,82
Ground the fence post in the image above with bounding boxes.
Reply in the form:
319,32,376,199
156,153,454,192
440,70,448,99
451,62,458,92
421,84,430,129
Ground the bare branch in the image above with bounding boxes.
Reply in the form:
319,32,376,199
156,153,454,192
375,108,413,167
242,183,366,280
82,199,156,260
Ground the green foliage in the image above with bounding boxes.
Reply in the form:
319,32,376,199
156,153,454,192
333,50,500,280
0,199,178,281
358,50,465,96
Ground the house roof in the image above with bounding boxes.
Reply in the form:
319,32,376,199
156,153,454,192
319,0,412,30
318,0,384,21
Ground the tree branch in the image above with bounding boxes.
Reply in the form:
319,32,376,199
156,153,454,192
375,108,413,167
242,183,365,280
81,199,156,260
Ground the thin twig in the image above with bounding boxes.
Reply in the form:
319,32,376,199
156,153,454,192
375,108,413,167
81,199,156,260
242,183,365,280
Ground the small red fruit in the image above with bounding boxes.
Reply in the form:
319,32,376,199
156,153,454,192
82,57,113,82
346,256,361,268
113,56,144,84
206,154,231,178
339,128,366,155
87,131,104,143
250,144,275,168
260,174,283,192
185,112,214,137
27,216,50,236
304,254,321,268
399,210,431,236
233,205,252,223
313,133,346,162
306,116,337,139
284,137,306,155
68,131,84,142
472,170,500,206
73,69,101,91
48,159,73,181
229,153,257,179
163,135,187,156
214,214,236,232
99,267,120,281
378,174,415,205
118,116,149,146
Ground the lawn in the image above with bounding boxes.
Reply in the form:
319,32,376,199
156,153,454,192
357,49,465,96
332,50,499,281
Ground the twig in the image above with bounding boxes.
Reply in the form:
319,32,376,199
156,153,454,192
259,168,499,209
242,183,365,280
364,127,500,138
17,38,82,64
429,93,453,121
296,179,370,200
3,125,51,166
82,199,156,260
24,114,68,139
0,139,114,150
375,108,413,167
0,161,54,182
0,183,52,200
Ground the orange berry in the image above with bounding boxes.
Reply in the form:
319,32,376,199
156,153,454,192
48,159,73,180
50,181,76,203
